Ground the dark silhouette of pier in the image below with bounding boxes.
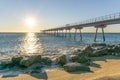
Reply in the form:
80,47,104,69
42,12,120,42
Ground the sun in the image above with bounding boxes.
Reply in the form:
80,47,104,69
25,17,36,27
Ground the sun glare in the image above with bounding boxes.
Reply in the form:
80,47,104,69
25,17,36,27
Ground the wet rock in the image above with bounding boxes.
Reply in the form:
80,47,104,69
20,55,41,67
92,43,106,47
72,49,81,55
41,57,52,65
2,71,20,78
107,44,115,48
28,63,43,69
0,52,4,54
12,56,23,65
92,46,105,50
81,45,93,56
107,47,115,55
30,70,48,79
70,54,91,65
30,70,41,74
63,62,90,72
0,59,13,68
56,55,67,66
77,57,91,65
70,55,79,62
112,46,120,53
89,48,108,57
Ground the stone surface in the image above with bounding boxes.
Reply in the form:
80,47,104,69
12,56,23,65
112,46,120,53
63,62,90,72
56,55,67,66
92,43,106,47
81,45,93,56
28,63,43,69
30,71,48,79
70,54,90,65
70,55,79,62
0,59,13,68
77,57,91,65
72,49,81,55
41,57,52,65
20,55,41,67
89,48,108,57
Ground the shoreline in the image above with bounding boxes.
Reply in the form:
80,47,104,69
0,43,120,80
0,55,120,80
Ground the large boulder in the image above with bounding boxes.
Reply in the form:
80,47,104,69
41,57,52,65
89,48,108,57
70,55,90,65
0,59,13,69
72,49,81,55
77,57,91,65
12,55,23,65
56,55,67,66
112,46,120,53
81,45,93,56
70,55,79,62
92,43,106,47
63,62,90,72
20,55,41,67
29,70,48,79
28,63,43,70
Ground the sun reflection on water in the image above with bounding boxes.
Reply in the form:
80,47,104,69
19,33,43,55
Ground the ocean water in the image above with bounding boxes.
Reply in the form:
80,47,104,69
0,33,120,60
0,32,120,77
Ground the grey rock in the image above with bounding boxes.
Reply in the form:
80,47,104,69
28,63,43,69
12,55,23,65
112,46,120,53
72,49,81,55
56,55,67,66
92,43,106,47
0,59,13,68
77,57,91,65
63,62,90,72
41,57,52,65
81,45,93,56
90,48,108,57
20,55,41,67
29,70,48,79
70,55,79,62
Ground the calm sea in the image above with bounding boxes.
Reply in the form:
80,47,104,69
0,33,120,59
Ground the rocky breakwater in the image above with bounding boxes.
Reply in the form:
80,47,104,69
0,43,120,73
0,54,52,75
56,43,120,72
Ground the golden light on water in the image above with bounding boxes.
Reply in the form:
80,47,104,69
20,33,43,55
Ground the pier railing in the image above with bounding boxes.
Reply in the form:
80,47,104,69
43,12,120,42
62,12,120,28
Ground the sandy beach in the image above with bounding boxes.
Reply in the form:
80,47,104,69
0,55,120,80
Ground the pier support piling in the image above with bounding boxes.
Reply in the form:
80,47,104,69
74,29,77,40
69,29,71,38
57,30,58,36
65,29,67,37
94,27,98,42
94,25,106,42
102,27,105,42
62,30,64,37
79,28,82,41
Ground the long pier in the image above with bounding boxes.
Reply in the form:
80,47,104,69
42,12,120,42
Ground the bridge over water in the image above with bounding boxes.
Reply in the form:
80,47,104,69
42,12,120,42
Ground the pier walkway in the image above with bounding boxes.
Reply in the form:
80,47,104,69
42,12,120,42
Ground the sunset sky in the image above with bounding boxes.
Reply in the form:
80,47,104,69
0,0,120,32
